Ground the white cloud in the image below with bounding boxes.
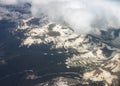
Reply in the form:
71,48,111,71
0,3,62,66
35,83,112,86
0,0,17,4
1,0,120,34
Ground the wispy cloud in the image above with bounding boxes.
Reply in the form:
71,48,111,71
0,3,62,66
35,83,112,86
1,0,120,34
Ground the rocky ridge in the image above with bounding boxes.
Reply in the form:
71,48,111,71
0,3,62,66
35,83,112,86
0,3,120,86
15,17,120,86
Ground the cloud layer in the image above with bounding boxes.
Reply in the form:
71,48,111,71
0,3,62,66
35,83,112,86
1,0,120,34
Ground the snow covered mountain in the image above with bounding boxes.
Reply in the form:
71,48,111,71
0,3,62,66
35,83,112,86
15,16,120,86
0,3,120,86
